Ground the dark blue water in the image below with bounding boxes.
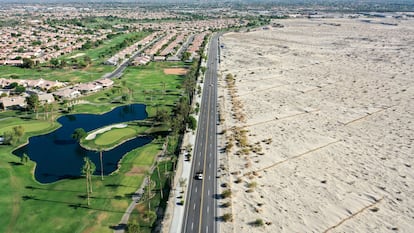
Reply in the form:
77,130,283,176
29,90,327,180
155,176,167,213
13,104,153,184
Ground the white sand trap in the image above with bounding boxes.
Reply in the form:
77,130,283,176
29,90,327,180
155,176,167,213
218,18,414,233
85,123,128,140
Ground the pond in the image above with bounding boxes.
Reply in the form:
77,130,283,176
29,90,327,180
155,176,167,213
13,104,152,184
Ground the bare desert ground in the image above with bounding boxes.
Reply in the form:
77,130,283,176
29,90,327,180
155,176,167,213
217,17,414,233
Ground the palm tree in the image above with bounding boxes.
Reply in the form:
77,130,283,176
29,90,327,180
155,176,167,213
156,161,163,199
88,159,96,193
81,157,96,205
99,149,104,181
82,158,91,205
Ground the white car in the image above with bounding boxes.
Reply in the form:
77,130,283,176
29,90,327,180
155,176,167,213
196,172,203,180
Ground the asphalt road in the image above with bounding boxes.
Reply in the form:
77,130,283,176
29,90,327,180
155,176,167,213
104,36,162,79
182,34,220,233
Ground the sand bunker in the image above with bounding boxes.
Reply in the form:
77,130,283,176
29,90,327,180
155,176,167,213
163,68,188,75
218,18,414,233
85,123,127,140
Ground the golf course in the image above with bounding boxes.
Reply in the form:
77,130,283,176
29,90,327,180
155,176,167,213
0,60,192,232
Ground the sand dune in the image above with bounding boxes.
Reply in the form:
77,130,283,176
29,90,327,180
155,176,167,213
218,18,414,233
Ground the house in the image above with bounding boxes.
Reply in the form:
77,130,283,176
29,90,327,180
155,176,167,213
96,78,114,88
167,56,180,62
153,56,166,62
105,56,119,66
0,96,26,110
75,83,102,94
131,55,151,66
53,88,81,99
38,93,55,104
2,60,23,66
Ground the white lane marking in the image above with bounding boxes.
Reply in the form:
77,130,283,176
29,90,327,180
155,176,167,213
195,187,198,193
193,203,196,210
208,189,210,195
209,163,211,168
207,206,210,213
198,162,200,166
191,222,194,230
209,175,211,180
206,225,209,233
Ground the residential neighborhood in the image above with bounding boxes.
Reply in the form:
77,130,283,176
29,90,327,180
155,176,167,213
0,4,248,113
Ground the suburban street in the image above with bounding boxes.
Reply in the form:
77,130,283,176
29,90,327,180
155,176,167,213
182,34,219,233
104,36,162,79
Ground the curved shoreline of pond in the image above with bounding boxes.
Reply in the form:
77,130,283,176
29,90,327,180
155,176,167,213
13,104,150,184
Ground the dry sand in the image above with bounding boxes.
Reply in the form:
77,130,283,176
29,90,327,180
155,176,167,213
217,18,414,233
163,68,188,75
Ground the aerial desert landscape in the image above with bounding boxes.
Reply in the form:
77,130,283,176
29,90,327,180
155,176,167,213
218,17,414,232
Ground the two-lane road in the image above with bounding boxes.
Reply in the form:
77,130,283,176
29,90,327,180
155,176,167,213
183,34,220,233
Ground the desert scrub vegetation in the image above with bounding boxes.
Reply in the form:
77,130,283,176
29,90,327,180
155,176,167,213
222,213,233,222
252,218,265,226
247,181,257,189
225,73,246,123
234,177,242,184
222,189,232,198
222,201,232,208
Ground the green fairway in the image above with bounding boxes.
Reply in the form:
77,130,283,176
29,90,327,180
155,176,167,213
82,124,151,150
0,140,162,233
0,60,187,232
0,118,57,135
0,31,148,83
0,61,113,83
80,61,186,117
61,31,149,65
95,127,136,145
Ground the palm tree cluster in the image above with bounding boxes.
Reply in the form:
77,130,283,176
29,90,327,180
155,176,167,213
170,58,201,134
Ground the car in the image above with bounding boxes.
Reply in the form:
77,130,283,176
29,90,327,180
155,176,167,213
195,172,203,180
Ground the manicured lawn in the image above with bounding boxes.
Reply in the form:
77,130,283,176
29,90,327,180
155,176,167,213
61,31,149,65
82,124,151,150
0,118,57,135
95,128,136,146
80,61,187,118
0,64,113,83
0,128,162,233
95,127,136,145
0,61,187,232
0,31,149,83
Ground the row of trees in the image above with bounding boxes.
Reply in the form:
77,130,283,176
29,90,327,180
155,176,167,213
50,55,92,69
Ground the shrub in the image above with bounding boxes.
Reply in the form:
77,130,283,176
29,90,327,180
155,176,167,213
222,213,233,222
234,177,242,184
222,201,231,208
222,189,232,198
253,218,264,226
247,181,257,189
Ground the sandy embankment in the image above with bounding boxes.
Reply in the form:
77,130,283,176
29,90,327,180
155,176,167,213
218,18,414,233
